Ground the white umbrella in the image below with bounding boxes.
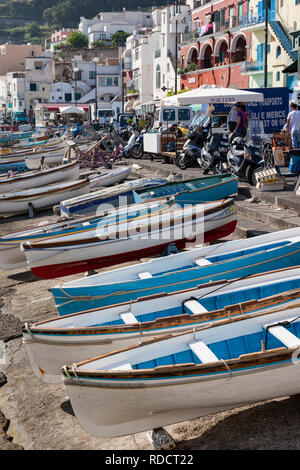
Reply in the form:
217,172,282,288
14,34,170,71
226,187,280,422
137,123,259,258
161,85,264,106
60,106,85,115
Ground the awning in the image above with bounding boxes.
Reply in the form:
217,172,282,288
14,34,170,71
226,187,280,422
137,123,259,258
282,60,298,74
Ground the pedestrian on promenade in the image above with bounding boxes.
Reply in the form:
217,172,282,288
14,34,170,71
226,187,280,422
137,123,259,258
285,102,300,148
233,103,248,138
228,104,238,133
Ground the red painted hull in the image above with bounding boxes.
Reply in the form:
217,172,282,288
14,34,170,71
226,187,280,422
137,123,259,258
30,220,237,280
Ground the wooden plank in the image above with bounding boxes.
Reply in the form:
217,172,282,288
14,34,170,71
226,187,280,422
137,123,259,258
189,341,219,363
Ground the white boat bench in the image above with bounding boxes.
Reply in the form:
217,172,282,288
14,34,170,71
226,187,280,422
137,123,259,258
138,272,153,279
194,257,212,267
189,340,219,363
120,312,139,324
184,300,208,315
111,362,133,370
267,325,300,348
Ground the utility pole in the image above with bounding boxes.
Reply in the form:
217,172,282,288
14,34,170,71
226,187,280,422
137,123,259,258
175,0,178,95
264,0,269,88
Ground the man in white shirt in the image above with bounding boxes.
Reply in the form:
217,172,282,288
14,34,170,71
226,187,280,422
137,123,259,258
286,102,300,148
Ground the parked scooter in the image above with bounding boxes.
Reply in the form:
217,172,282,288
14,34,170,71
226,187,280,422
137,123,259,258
130,129,147,159
198,132,230,174
123,124,140,158
175,115,210,170
226,134,264,185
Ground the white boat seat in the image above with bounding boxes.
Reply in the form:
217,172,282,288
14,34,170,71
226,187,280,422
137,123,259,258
267,325,300,348
138,271,153,279
120,312,139,324
184,300,208,315
189,340,219,363
111,362,133,371
195,257,212,267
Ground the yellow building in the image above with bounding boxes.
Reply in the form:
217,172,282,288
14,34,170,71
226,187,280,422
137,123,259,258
241,0,299,89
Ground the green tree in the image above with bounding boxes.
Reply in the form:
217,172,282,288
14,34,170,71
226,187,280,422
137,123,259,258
110,31,130,47
66,31,89,49
91,39,106,49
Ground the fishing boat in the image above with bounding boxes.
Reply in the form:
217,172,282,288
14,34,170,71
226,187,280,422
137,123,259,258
59,177,169,217
23,267,300,384
21,199,237,279
89,166,131,189
52,227,300,315
134,173,238,206
0,198,176,270
0,162,79,193
62,296,300,437
25,151,65,170
0,129,33,143
0,158,27,174
0,179,89,217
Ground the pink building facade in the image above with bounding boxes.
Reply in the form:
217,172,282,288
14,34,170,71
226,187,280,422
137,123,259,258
179,0,250,90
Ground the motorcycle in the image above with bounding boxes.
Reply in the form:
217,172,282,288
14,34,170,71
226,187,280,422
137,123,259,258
130,129,147,159
226,134,264,185
198,132,230,175
175,115,210,170
123,125,140,158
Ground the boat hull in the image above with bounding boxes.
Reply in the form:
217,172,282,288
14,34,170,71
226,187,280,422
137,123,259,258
25,153,64,169
63,359,300,438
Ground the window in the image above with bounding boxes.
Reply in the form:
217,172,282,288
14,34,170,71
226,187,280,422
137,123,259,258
89,71,96,79
229,6,234,16
65,93,72,102
276,46,281,58
221,9,226,26
29,83,37,91
296,0,300,5
238,3,243,23
276,71,280,81
98,77,106,86
106,77,113,86
178,108,191,121
156,64,161,89
162,109,175,121
113,76,119,86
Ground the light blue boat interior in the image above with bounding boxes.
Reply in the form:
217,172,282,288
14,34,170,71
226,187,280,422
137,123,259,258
131,320,300,370
91,277,300,328
133,173,238,205
53,240,300,316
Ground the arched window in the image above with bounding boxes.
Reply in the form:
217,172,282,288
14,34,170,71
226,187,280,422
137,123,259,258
156,64,161,89
276,46,281,58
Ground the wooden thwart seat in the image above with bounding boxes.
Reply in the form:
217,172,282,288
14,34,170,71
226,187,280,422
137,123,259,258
138,271,153,279
111,362,133,371
195,257,212,267
189,340,219,363
267,325,300,348
184,300,208,314
120,312,139,324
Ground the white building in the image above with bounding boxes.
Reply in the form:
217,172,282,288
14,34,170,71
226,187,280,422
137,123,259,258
25,54,55,114
124,4,191,111
79,8,154,47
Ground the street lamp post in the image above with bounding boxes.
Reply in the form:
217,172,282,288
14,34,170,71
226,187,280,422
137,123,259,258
175,0,178,95
264,0,269,88
73,65,79,107
93,57,99,122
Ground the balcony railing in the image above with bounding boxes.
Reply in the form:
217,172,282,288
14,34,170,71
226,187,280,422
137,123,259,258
240,10,276,28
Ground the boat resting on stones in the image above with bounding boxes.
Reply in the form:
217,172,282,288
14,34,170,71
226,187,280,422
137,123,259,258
88,166,131,189
0,162,79,193
0,179,89,217
52,227,300,315
59,177,169,217
21,199,237,279
62,293,300,437
23,266,300,384
0,198,176,270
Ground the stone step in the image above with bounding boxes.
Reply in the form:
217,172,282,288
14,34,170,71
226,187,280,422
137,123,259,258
233,215,278,239
236,199,300,231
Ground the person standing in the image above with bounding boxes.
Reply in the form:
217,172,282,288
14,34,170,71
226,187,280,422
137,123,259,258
228,105,238,133
285,102,300,148
233,103,248,138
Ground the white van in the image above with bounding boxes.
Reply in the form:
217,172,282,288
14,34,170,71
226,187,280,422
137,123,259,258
97,109,114,127
153,106,193,129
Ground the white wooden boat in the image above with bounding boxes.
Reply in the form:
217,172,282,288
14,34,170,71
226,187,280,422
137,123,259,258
23,266,300,385
52,227,300,315
62,295,300,437
59,177,169,217
21,199,237,279
0,162,79,193
25,152,65,169
0,199,175,270
89,167,131,189
0,179,89,217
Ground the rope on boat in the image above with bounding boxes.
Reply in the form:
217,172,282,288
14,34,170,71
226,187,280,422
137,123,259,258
220,358,232,377
62,365,73,379
55,246,300,308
